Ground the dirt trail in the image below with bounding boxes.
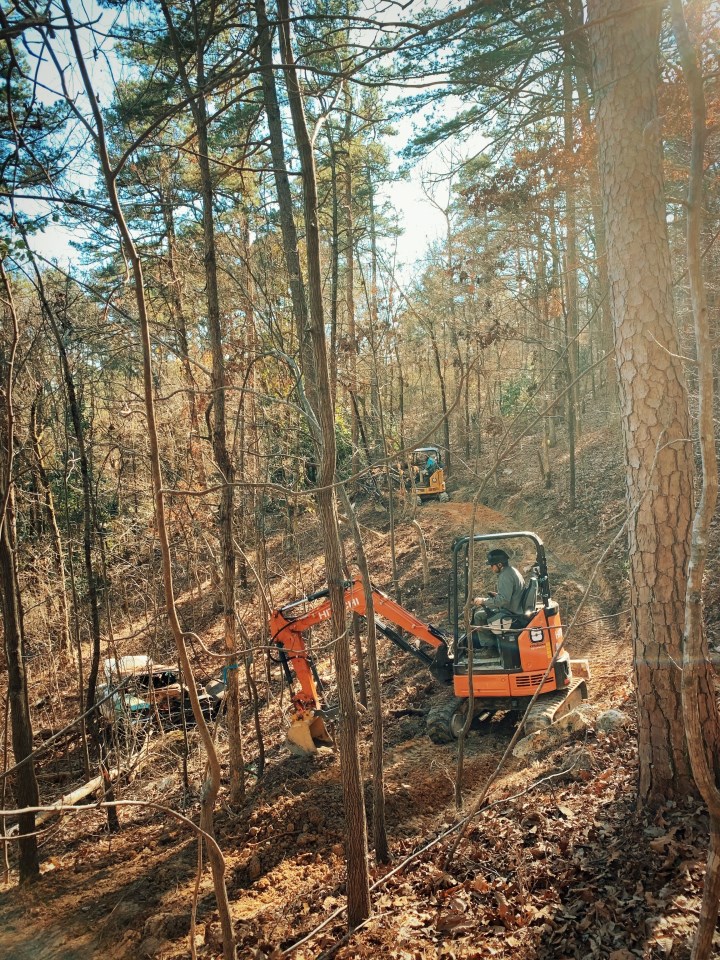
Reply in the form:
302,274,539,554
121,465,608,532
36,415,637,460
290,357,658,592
0,899,96,960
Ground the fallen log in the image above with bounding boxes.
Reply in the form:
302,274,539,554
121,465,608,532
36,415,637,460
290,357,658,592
35,767,120,826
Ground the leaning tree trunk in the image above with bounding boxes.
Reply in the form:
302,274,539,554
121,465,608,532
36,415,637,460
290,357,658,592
588,0,716,807
60,5,236,954
277,0,371,928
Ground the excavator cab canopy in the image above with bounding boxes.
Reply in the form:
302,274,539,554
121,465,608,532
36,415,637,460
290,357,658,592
410,445,442,469
448,531,551,658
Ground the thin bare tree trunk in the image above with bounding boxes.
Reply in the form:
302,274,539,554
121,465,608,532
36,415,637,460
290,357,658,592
0,259,39,883
670,4,720,957
428,327,451,472
393,341,405,453
46,310,102,732
563,57,578,508
2,694,10,883
160,173,206,484
59,5,236,954
329,132,340,405
277,0,371,927
29,389,71,654
339,487,389,864
160,0,244,808
367,170,383,458
343,96,360,476
570,0,613,394
18,237,115,823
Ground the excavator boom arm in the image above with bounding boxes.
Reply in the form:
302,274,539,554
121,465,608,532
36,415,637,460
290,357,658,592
270,578,450,717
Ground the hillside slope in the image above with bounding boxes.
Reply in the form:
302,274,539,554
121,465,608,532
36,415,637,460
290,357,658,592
0,419,715,960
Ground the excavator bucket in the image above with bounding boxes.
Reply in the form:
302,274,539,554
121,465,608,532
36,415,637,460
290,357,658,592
285,712,333,756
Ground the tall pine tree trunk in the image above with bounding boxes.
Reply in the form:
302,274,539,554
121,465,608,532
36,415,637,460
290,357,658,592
670,3,720,956
254,0,317,401
160,0,244,805
589,0,711,807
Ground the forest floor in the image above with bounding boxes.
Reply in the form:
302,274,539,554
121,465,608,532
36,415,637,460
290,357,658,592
1,412,718,960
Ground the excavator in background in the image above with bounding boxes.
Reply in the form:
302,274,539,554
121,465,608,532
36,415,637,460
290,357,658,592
270,531,589,755
399,445,450,504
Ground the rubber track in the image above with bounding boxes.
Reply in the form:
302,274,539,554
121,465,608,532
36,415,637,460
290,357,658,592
426,695,464,743
523,678,587,734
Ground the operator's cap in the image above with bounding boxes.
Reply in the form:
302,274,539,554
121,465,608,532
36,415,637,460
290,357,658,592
487,548,510,565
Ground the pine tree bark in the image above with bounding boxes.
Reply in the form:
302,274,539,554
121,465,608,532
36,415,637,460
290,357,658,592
588,0,707,806
670,2,720,956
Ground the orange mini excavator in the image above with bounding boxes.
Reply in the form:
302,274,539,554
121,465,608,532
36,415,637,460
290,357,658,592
270,531,588,754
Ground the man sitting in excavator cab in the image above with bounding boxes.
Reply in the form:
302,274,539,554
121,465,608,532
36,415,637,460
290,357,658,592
424,452,438,482
472,548,526,659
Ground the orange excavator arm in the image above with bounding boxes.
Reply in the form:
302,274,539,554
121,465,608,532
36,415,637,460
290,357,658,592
270,578,452,754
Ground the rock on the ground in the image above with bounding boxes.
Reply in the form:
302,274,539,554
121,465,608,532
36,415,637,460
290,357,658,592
143,912,189,940
513,708,592,758
597,708,627,733
138,935,165,958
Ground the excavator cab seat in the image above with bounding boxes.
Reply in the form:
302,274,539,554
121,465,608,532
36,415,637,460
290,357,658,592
510,576,539,629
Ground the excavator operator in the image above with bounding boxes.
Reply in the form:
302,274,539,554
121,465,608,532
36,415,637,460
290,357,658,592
472,549,525,658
